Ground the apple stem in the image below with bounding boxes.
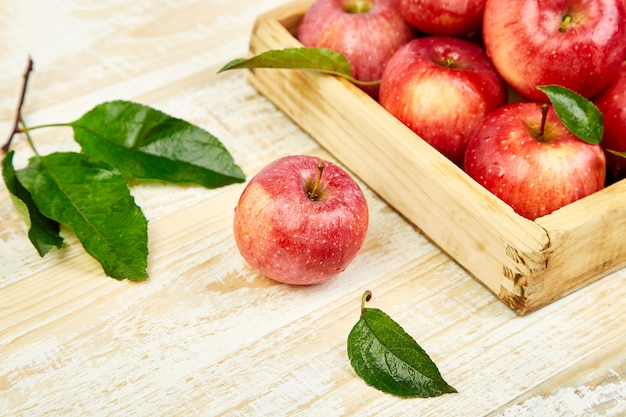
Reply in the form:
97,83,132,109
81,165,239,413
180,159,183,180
559,15,572,33
360,290,372,316
444,57,456,68
538,103,549,141
308,162,325,201
344,0,373,13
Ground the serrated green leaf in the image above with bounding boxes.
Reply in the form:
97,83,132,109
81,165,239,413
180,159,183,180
2,151,63,256
218,47,378,87
347,292,457,398
70,100,245,187
17,152,148,281
537,85,604,145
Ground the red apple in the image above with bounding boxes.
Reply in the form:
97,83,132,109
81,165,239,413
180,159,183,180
297,0,414,99
379,36,507,165
483,0,626,102
394,0,487,37
594,61,626,180
463,102,606,220
233,155,369,285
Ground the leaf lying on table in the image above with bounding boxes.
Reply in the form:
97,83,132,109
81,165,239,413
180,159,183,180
2,151,62,256
537,84,604,145
16,152,149,281
71,100,246,187
347,291,457,398
219,47,379,87
3,100,245,281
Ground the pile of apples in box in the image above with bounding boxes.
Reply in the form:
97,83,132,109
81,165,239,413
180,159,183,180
297,0,626,221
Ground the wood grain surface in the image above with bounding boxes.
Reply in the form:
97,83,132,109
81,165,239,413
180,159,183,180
1,1,624,416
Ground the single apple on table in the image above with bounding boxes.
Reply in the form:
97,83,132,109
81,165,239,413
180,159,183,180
593,61,626,180
233,155,369,285
463,102,606,220
379,36,507,165
482,0,626,101
394,0,487,37
297,0,414,99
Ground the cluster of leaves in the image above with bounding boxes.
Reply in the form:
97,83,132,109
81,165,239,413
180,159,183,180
3,99,245,281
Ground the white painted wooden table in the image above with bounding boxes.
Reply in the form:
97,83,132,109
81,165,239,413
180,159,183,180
1,1,624,416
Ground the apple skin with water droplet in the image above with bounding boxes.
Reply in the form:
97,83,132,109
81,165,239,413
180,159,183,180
394,0,487,37
482,0,626,102
233,155,369,285
594,61,626,180
379,36,507,166
297,0,414,99
463,102,606,220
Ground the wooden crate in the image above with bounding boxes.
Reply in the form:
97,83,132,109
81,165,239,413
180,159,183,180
245,0,626,315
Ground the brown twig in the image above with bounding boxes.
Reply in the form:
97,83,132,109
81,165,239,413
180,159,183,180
2,56,34,153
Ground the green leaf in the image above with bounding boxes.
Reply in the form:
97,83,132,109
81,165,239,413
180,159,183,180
70,100,245,187
16,152,148,281
2,151,63,256
537,85,604,145
218,47,379,87
347,291,457,398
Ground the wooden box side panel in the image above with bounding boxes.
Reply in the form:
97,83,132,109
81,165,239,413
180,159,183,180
528,181,626,310
247,7,551,314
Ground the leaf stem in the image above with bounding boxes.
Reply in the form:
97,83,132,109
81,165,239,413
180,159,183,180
20,123,73,132
3,56,34,153
360,290,372,315
21,117,41,157
332,73,381,87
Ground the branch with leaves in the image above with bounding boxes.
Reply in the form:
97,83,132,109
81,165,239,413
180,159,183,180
2,58,246,281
